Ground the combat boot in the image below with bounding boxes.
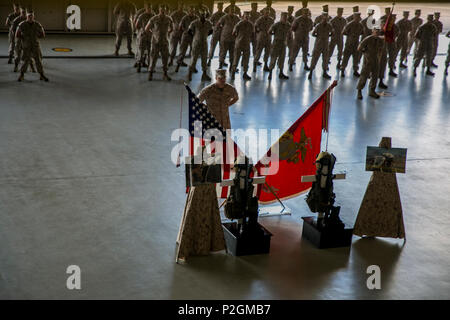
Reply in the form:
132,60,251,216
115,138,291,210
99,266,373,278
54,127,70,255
289,64,293,72
180,61,188,67
137,63,141,73
426,68,435,76
18,72,24,82
193,67,198,74
268,70,272,80
399,62,407,69
252,63,257,73
230,70,235,80
128,50,135,56
201,72,211,81
114,49,119,56
431,62,438,68
148,72,153,81
378,80,388,89
163,72,171,81
40,73,49,82
357,90,363,100
389,69,397,77
168,59,173,67
340,70,345,77
308,71,313,80
279,72,289,80
304,64,310,71
31,63,36,73
323,72,331,79
263,63,270,72
337,59,341,69
243,73,251,80
219,62,223,69
369,89,380,99
257,61,262,66
445,66,449,76
175,64,180,73
207,59,211,67
413,67,417,77
222,62,228,67
14,63,18,73
353,70,360,77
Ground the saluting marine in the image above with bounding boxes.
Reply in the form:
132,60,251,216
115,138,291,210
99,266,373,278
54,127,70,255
146,6,174,81
16,10,48,82
267,12,291,80
340,12,364,77
357,28,385,99
208,2,226,66
328,7,347,69
396,11,412,69
231,12,254,80
308,12,333,80
289,8,313,72
113,0,137,56
187,13,213,82
5,3,20,64
253,9,274,72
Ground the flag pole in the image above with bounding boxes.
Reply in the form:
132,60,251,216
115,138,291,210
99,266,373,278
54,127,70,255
325,80,338,152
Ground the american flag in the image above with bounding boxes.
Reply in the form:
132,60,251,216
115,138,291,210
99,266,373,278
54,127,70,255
185,85,239,198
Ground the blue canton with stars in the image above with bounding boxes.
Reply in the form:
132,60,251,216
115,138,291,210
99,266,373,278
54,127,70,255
186,85,226,139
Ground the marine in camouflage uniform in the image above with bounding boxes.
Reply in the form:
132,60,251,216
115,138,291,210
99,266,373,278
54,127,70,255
16,11,48,82
224,0,241,17
217,9,240,70
231,12,253,80
328,7,347,69
208,2,226,66
248,3,261,59
413,14,438,77
377,8,391,89
396,11,412,69
308,13,333,80
289,8,313,71
133,2,147,67
386,15,400,77
407,10,423,59
340,12,364,77
314,5,331,26
168,2,186,66
346,6,359,23
356,28,384,99
113,0,137,56
286,6,295,67
145,6,174,81
295,0,311,18
175,7,198,72
188,13,213,82
253,10,274,72
195,0,211,18
431,12,443,68
11,8,36,73
267,12,291,80
198,69,239,130
444,31,450,76
260,0,276,20
135,5,154,72
5,3,20,64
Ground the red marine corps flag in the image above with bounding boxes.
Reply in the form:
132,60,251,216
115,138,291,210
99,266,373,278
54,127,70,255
383,3,396,43
255,81,337,204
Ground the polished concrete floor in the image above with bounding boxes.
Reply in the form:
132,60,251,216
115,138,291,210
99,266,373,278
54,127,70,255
0,29,450,299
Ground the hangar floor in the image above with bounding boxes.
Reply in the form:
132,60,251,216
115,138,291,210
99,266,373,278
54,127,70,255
0,28,449,299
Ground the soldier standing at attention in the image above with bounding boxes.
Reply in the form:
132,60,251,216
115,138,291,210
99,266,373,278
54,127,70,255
188,13,213,82
146,6,173,81
198,69,239,131
224,0,241,17
314,5,331,26
208,2,226,66
135,3,154,73
289,8,313,72
413,14,438,77
5,3,20,64
16,10,48,82
308,13,333,80
231,12,253,80
396,11,412,69
356,28,384,99
260,0,276,20
168,2,186,67
346,6,359,23
11,7,34,73
267,12,291,80
431,12,443,68
444,31,450,76
253,9,274,72
114,0,137,56
377,7,391,90
407,10,422,59
286,6,295,66
340,12,364,77
249,3,261,60
328,7,347,69
295,0,311,18
217,7,240,71
175,7,198,72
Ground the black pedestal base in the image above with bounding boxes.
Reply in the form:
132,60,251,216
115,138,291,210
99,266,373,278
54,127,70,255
301,216,353,249
222,222,272,256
